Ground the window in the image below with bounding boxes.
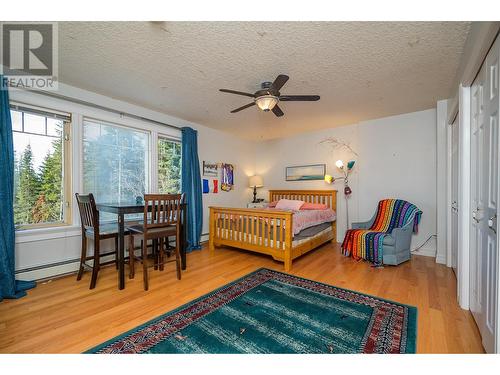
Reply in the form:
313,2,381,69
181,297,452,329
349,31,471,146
11,104,71,228
82,119,150,219
158,137,181,193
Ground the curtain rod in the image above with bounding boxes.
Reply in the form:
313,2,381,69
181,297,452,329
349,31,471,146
22,88,182,132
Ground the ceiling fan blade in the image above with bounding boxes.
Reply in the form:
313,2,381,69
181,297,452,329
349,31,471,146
220,89,255,98
279,95,320,101
271,75,289,91
230,102,256,113
272,105,284,117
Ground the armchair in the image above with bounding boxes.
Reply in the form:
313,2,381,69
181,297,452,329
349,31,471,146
344,199,422,265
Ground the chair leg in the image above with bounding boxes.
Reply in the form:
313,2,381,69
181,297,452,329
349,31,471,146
142,238,149,291
90,238,100,289
128,235,135,279
159,237,165,271
174,235,181,280
153,239,158,270
77,235,87,281
114,236,119,270
165,237,171,257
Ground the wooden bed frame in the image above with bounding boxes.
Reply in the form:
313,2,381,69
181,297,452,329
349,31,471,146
209,190,337,271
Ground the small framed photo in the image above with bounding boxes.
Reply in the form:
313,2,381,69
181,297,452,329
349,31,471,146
285,164,326,181
203,161,218,177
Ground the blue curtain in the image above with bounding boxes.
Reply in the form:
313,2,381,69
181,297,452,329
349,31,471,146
181,127,203,252
0,76,36,302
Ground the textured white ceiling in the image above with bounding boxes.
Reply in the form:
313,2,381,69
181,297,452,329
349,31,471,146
58,22,470,140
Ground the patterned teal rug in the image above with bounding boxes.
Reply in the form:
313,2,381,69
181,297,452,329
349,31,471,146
87,268,417,354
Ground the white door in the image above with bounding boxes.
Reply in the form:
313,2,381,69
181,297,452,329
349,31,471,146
470,35,499,354
451,115,459,275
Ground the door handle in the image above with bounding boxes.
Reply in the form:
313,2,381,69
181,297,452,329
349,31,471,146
488,214,497,233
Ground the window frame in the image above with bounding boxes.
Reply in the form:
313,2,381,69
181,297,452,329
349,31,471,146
81,116,152,206
11,102,73,231
157,134,182,194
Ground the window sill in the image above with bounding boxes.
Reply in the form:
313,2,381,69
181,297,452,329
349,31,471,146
15,225,82,244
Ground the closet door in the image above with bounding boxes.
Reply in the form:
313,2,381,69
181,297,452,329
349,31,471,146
470,59,486,337
470,35,499,354
482,35,499,353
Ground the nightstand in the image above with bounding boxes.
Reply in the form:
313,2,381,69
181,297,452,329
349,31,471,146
247,202,268,209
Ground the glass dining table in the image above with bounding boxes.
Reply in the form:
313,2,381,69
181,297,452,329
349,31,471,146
97,201,187,290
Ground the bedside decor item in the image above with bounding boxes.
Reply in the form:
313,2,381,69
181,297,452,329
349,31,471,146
285,164,326,181
202,161,218,177
248,175,264,203
87,268,416,354
247,201,268,208
221,163,234,191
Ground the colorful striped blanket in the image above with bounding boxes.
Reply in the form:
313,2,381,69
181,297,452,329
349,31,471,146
341,199,422,265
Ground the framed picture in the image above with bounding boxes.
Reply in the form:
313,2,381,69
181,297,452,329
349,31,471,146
285,164,326,181
221,163,234,191
203,161,218,177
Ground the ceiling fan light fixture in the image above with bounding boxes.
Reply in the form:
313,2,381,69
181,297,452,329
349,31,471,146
255,95,279,112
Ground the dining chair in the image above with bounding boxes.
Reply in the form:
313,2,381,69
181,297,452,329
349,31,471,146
126,193,184,290
75,193,129,289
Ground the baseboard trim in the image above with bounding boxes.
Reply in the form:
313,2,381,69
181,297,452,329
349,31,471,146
436,254,447,265
16,233,211,281
411,247,436,258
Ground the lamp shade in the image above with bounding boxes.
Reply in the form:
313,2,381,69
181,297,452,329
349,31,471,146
324,174,334,184
249,175,264,188
255,95,279,111
335,160,344,169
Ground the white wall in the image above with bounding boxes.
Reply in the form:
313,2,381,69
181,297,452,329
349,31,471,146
12,83,255,281
255,109,437,255
195,125,256,236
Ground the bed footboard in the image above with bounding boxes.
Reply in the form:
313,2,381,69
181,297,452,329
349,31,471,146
209,207,294,270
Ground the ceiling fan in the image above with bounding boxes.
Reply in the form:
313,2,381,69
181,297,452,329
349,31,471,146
219,74,320,117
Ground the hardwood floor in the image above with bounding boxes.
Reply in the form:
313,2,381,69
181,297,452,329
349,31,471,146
0,242,484,353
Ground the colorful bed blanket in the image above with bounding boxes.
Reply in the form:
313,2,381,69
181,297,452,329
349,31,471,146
341,199,422,265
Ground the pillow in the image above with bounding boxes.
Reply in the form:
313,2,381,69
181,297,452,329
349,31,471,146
275,199,305,211
268,201,278,208
300,202,328,210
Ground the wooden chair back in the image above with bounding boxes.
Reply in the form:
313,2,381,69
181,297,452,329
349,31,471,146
143,194,184,231
75,193,99,234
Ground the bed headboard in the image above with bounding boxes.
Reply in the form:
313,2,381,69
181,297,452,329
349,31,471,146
268,190,337,212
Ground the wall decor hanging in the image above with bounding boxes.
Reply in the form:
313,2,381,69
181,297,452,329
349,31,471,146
213,179,219,193
203,161,218,177
202,179,210,194
285,164,326,181
319,137,359,156
221,163,234,191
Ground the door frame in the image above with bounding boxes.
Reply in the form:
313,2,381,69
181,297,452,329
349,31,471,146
446,108,458,270
457,84,472,311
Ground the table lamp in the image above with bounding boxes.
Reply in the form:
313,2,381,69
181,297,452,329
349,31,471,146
249,175,264,203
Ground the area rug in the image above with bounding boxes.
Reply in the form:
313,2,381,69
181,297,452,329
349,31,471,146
87,268,417,354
